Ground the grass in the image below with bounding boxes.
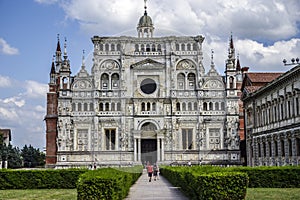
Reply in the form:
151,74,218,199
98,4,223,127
246,188,300,200
0,189,77,200
0,188,300,200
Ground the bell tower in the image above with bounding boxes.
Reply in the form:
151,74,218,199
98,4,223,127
45,36,61,167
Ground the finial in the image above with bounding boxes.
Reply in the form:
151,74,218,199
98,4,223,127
64,37,67,55
144,0,147,15
82,49,85,69
57,34,60,42
211,49,214,65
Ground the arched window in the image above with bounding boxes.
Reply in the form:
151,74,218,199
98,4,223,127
78,103,82,111
101,73,109,89
193,43,197,51
105,102,109,111
99,103,103,111
111,44,115,51
84,103,88,111
215,102,219,110
141,44,145,51
188,73,195,89
229,76,234,89
72,103,76,111
105,43,109,51
135,44,139,52
90,103,94,111
141,102,145,111
203,102,207,111
117,44,121,51
117,102,121,111
147,102,151,111
176,43,180,51
111,73,119,89
151,44,156,51
152,102,156,111
188,102,192,111
187,43,191,51
181,44,185,51
177,73,185,89
194,102,198,110
157,44,161,51
99,44,103,51
221,102,225,110
209,102,213,110
182,102,186,111
111,102,115,111
146,44,150,52
176,102,181,111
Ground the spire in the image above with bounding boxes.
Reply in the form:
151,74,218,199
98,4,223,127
211,49,215,66
81,49,85,69
236,53,241,71
56,34,61,52
50,56,56,84
51,56,55,74
63,37,68,61
144,0,148,15
230,33,234,49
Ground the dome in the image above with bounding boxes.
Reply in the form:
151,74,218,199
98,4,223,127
138,12,153,27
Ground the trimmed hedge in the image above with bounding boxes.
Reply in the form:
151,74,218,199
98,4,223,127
232,166,300,188
0,168,87,189
161,166,248,200
77,166,142,200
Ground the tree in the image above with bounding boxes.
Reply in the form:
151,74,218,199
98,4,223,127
6,144,22,168
21,145,45,168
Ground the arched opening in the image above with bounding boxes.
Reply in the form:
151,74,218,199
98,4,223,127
101,73,109,89
177,73,185,89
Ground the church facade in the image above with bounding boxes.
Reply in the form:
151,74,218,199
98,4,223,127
45,5,242,168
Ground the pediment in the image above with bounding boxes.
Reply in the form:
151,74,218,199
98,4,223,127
202,79,224,90
131,58,165,70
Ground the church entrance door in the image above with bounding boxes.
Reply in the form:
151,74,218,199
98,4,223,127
141,139,157,165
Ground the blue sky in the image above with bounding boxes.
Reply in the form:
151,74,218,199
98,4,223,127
1,0,300,149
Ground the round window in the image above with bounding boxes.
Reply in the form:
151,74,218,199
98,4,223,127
140,78,157,94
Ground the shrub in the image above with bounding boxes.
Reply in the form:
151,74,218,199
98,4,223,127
0,168,87,189
77,166,142,200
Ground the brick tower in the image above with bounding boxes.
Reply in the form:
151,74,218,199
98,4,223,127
45,37,61,167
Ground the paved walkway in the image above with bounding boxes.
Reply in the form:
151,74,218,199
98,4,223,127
125,169,188,200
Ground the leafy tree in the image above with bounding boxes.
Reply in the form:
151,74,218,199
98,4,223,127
21,145,45,168
7,144,22,168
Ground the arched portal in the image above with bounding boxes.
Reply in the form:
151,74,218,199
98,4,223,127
141,122,157,164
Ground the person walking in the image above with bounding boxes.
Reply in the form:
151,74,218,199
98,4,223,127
146,162,153,182
153,163,159,181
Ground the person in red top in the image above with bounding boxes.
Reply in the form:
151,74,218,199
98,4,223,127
146,162,153,182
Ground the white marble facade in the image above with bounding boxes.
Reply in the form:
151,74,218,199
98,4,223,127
50,7,241,168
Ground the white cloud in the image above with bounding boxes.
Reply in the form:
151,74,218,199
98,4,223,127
0,75,12,88
2,97,25,108
24,80,48,99
0,38,19,55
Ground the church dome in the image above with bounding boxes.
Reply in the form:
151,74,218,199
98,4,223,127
138,12,153,27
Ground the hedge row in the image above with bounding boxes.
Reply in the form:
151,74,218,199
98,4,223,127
77,166,142,200
230,166,300,188
0,168,87,189
184,165,300,188
161,166,248,200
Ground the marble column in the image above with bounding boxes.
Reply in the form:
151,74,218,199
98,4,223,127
138,138,141,162
157,138,160,162
134,138,137,162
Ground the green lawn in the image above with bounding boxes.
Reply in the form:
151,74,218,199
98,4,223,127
0,189,77,200
0,188,300,200
246,188,300,200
